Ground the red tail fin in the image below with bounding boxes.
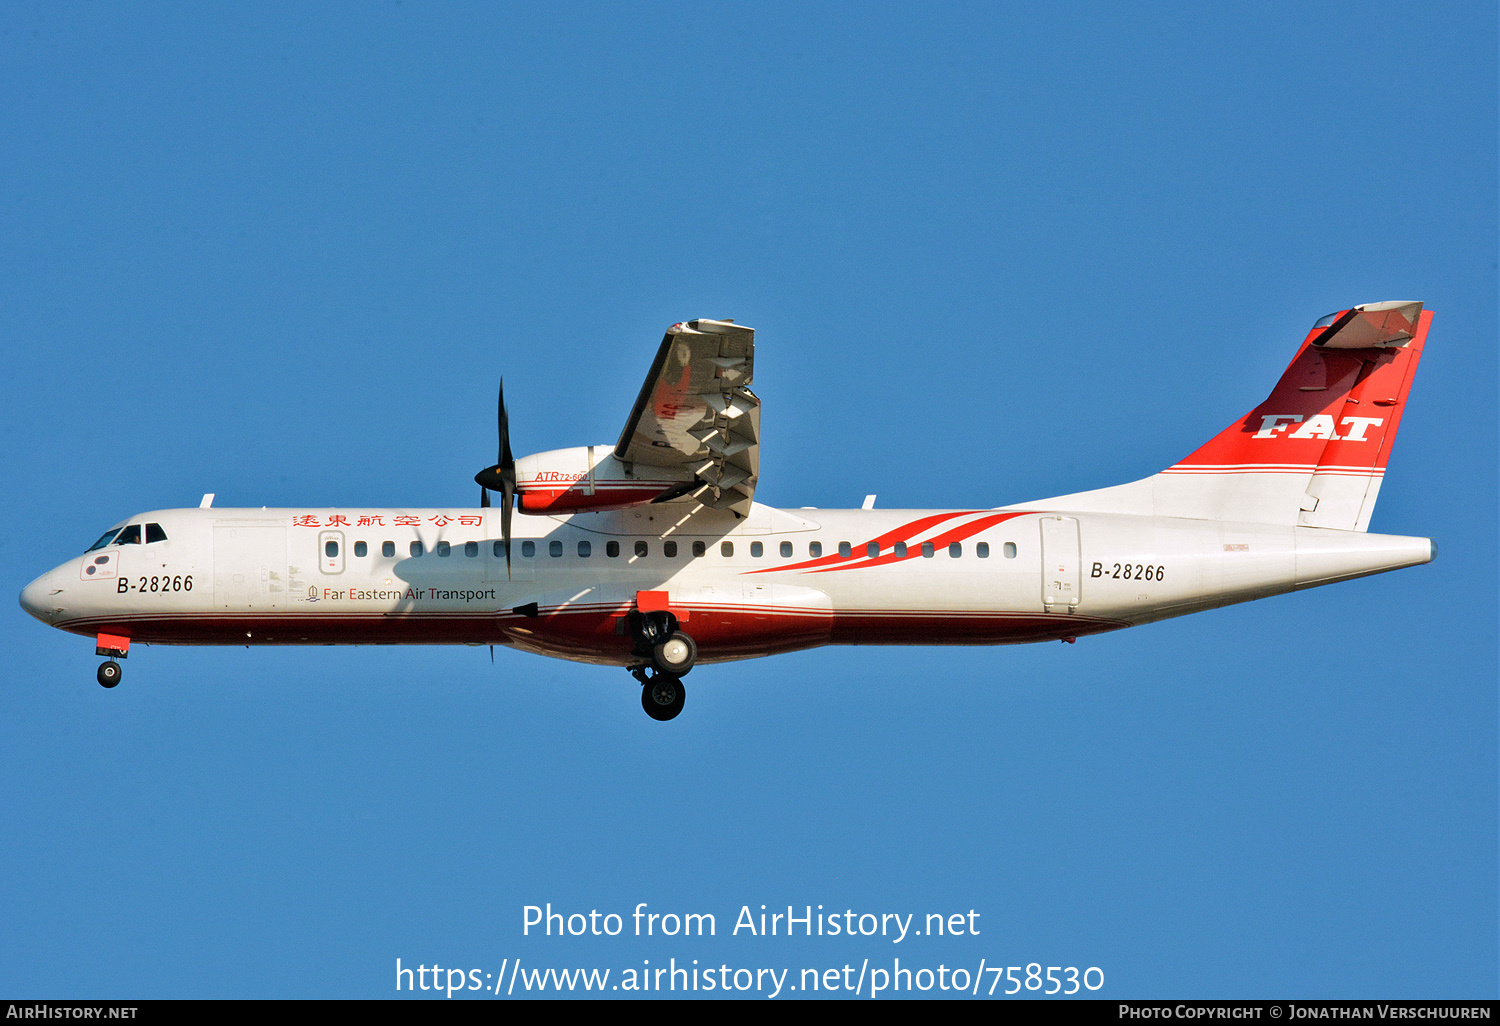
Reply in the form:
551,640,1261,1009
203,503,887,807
1164,303,1429,529
1016,303,1430,530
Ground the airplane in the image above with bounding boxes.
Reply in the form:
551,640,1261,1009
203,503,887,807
20,302,1435,721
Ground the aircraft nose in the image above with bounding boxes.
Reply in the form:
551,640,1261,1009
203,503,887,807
19,571,60,623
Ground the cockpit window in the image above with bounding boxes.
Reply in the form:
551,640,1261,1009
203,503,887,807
85,528,122,552
113,525,142,545
145,523,168,543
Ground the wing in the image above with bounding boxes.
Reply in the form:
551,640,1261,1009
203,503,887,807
615,319,759,517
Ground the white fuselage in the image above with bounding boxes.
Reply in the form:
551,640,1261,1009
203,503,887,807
22,502,1434,666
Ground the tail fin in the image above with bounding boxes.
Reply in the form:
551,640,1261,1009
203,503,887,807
1017,302,1430,530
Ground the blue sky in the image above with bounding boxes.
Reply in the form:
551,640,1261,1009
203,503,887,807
1,2,1494,998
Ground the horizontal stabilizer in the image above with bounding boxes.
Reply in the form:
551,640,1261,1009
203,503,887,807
1310,301,1421,350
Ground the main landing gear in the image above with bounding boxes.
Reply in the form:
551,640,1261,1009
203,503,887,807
97,660,122,688
626,611,696,720
635,667,685,721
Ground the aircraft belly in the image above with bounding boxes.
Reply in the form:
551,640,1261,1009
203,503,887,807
816,568,1121,645
502,579,835,665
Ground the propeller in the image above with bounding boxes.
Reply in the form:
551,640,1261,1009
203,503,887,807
474,380,517,577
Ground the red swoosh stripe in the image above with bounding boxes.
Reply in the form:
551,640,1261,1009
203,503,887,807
745,511,982,575
807,511,1029,574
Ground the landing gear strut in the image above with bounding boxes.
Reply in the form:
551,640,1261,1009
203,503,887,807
633,666,685,721
94,634,129,689
626,611,696,720
626,610,697,676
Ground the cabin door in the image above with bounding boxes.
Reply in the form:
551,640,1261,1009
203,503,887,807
1039,516,1080,613
214,526,287,611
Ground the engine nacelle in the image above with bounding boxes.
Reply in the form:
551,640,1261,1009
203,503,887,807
514,446,695,513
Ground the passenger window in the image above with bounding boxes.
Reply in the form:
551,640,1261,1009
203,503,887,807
383,541,395,557
692,541,706,557
721,541,734,557
976,542,989,558
325,540,339,558
634,541,648,557
465,541,478,557
750,541,763,557
809,541,822,558
866,541,879,558
838,542,851,558
522,541,535,557
949,542,962,557
578,540,591,557
664,541,677,558
437,541,451,557
410,541,423,557
780,541,793,558
549,540,563,557
922,542,934,558
894,542,907,557
114,525,142,545
1004,542,1017,559
493,540,506,557
145,523,168,543
354,541,368,558
606,541,620,557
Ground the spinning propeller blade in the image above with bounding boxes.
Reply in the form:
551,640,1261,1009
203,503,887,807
473,379,517,577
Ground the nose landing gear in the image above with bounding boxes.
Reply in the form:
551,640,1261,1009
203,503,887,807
94,634,129,688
